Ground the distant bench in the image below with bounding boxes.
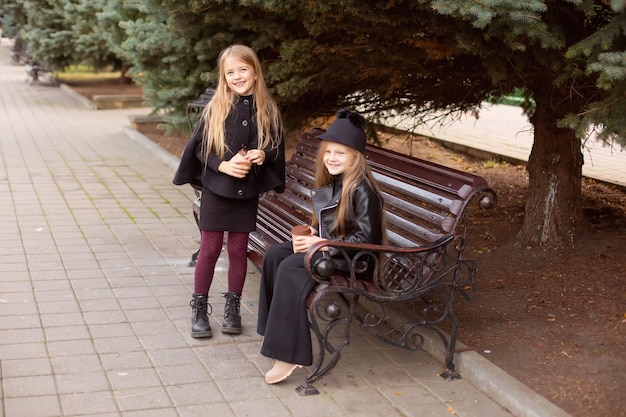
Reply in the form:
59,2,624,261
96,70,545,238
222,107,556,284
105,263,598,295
185,92,497,395
24,61,58,85
247,129,496,395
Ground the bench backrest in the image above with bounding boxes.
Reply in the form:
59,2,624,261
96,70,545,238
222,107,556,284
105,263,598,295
248,128,490,267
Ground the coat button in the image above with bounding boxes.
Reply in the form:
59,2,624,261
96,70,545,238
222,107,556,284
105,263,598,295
237,189,244,196
242,120,248,127
243,99,249,105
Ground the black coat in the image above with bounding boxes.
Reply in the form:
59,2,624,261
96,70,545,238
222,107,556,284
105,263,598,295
173,96,285,199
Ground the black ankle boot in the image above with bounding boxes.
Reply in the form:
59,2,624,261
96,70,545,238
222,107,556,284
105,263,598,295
222,292,242,334
190,293,212,338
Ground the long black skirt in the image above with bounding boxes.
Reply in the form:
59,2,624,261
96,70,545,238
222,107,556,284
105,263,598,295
257,241,323,366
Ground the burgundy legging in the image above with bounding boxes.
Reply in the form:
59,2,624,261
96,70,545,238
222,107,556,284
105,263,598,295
194,230,249,294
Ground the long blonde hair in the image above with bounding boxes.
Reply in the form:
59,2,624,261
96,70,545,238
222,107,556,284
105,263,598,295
312,140,386,239
202,44,282,160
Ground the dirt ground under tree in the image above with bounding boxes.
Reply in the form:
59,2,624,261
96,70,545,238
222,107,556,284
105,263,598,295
73,81,625,417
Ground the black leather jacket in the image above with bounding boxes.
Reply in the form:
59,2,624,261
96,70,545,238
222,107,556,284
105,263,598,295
311,176,384,256
173,95,285,198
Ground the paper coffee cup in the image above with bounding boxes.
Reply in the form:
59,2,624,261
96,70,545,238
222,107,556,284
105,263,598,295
291,224,311,252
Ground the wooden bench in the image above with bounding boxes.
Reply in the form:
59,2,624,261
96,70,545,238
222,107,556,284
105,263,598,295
247,128,497,395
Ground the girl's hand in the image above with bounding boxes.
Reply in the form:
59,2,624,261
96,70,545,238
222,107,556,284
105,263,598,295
245,149,266,165
219,153,252,178
293,234,325,253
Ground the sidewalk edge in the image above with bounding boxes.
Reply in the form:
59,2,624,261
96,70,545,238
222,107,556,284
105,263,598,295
122,126,180,171
59,83,97,110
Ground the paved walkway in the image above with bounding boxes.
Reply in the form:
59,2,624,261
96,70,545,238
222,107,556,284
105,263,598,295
383,104,626,188
0,37,571,417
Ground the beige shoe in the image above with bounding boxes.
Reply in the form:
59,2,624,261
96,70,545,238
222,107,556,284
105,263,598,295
264,360,301,384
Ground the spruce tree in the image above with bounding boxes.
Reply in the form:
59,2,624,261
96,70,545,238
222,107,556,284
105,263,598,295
16,0,133,71
18,0,74,68
0,0,27,38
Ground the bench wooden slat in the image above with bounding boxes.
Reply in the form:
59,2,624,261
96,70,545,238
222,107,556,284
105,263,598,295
284,177,314,200
266,187,313,216
258,195,310,228
374,172,461,214
385,210,447,244
365,145,487,198
381,191,449,227
288,154,317,173
285,166,315,190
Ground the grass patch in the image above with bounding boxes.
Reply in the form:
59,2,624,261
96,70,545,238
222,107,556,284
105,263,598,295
53,66,123,82
481,159,510,169
486,88,535,108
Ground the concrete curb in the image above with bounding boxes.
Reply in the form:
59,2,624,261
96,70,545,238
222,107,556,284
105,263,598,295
59,82,97,109
0,359,4,417
92,93,145,109
456,350,572,417
122,126,180,171
417,332,571,417
61,83,146,110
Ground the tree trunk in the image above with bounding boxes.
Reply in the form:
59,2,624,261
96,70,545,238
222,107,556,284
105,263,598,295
517,95,589,248
119,63,133,85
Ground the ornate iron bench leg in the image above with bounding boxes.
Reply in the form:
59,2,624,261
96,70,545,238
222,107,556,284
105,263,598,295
189,187,202,267
296,382,320,396
296,291,353,396
439,311,462,380
188,249,200,267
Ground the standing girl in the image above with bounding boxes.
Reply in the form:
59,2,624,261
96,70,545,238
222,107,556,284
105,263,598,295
174,44,285,338
257,109,386,384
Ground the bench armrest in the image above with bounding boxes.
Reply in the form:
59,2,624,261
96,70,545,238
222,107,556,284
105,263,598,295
303,234,475,299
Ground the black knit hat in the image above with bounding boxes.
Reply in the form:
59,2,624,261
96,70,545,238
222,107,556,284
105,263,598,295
317,109,366,153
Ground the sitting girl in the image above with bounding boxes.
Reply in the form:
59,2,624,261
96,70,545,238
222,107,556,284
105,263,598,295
256,109,386,384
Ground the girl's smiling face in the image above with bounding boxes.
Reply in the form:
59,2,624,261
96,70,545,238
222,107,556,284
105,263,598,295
323,142,356,176
223,56,257,96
